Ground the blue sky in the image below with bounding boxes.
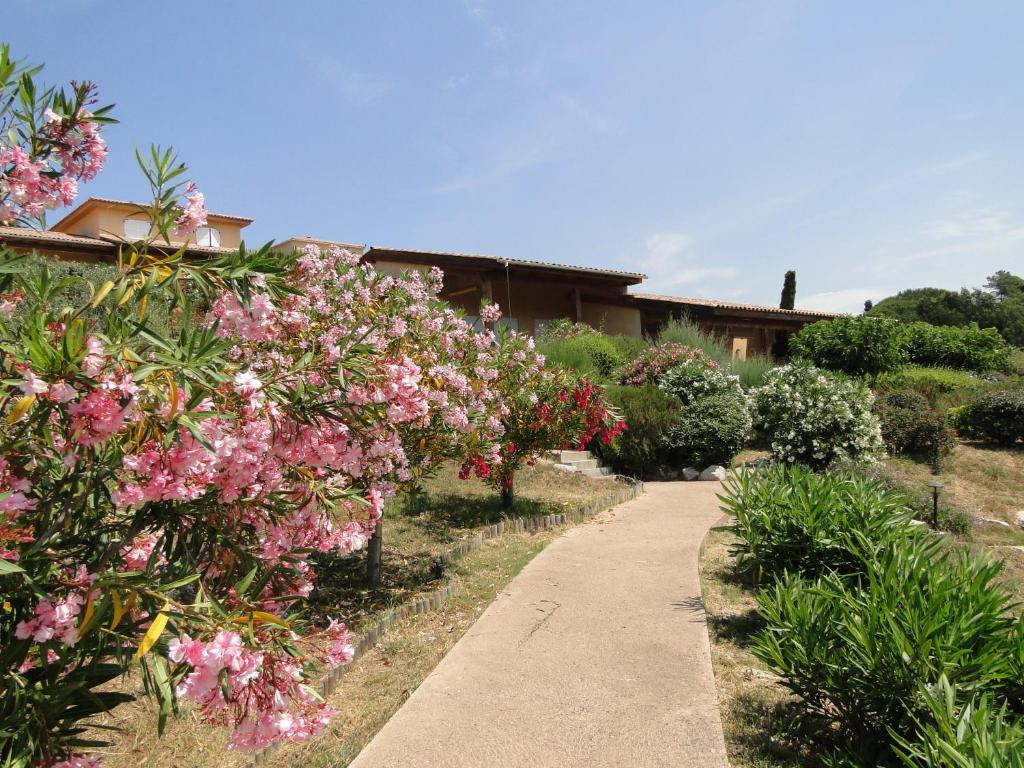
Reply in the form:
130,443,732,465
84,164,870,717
8,1,1024,311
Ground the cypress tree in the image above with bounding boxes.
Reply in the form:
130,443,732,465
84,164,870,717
780,270,796,310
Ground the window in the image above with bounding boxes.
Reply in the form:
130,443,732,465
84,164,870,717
123,218,149,240
195,226,220,247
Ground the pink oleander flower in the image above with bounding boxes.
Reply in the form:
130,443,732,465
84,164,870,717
18,370,49,396
479,302,502,323
50,756,102,768
15,593,84,646
173,182,207,237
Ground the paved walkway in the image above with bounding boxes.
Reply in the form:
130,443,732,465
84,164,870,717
349,482,730,768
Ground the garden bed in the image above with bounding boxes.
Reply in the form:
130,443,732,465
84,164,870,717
82,463,630,767
701,442,1024,765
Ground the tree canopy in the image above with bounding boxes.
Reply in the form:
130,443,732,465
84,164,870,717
868,271,1024,346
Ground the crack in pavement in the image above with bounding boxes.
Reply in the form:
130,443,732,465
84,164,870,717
519,599,561,647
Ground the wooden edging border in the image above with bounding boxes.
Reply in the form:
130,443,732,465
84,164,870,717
247,479,644,767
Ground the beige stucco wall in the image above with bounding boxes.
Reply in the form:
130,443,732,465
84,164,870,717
581,302,642,337
57,205,245,249
372,259,431,276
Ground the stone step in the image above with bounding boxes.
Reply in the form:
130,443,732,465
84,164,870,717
565,458,599,470
550,449,594,463
580,466,615,478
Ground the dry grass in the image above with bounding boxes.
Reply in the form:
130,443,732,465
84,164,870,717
883,443,1024,598
83,462,622,768
699,527,812,768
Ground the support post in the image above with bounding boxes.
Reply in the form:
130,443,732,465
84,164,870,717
367,519,383,586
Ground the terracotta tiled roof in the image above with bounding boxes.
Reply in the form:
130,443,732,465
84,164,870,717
365,246,646,282
630,292,843,319
0,225,234,256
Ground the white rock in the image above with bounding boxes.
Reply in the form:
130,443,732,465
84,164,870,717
1015,511,1024,529
699,465,727,481
979,517,1011,529
552,463,577,473
682,467,700,481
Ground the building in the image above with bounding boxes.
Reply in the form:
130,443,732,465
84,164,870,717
627,292,839,358
0,198,839,357
0,197,252,263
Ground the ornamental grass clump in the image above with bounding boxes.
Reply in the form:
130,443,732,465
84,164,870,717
752,364,885,469
723,465,914,580
753,538,1022,764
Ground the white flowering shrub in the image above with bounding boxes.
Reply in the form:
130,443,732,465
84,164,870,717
752,364,885,469
659,358,751,467
659,356,743,405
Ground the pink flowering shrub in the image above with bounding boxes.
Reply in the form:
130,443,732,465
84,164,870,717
619,343,717,386
0,45,112,226
0,137,401,764
0,47,624,768
465,305,625,506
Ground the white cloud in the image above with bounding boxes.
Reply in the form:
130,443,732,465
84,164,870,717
444,73,472,91
873,150,991,192
559,94,613,134
646,232,694,260
463,0,506,46
310,58,391,105
635,232,737,293
921,207,1024,241
800,288,890,314
428,139,555,193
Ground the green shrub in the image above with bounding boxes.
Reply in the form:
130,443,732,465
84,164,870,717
666,391,751,468
752,364,886,469
1010,348,1024,376
893,677,1024,767
875,366,981,410
537,332,623,381
955,389,1024,446
597,385,683,477
724,465,914,580
9,252,178,338
606,334,649,362
905,322,1011,372
656,316,730,365
873,389,955,466
730,353,774,389
790,315,908,376
754,539,1020,762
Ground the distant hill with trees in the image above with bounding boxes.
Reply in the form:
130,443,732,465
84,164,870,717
867,270,1024,346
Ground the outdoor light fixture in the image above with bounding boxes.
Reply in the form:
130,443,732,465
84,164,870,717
927,481,944,530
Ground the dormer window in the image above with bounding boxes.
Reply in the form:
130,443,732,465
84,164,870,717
195,226,220,247
122,218,149,240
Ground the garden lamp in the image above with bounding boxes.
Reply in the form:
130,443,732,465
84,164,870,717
927,481,943,530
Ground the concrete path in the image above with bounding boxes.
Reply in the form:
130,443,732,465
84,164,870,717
349,482,730,768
